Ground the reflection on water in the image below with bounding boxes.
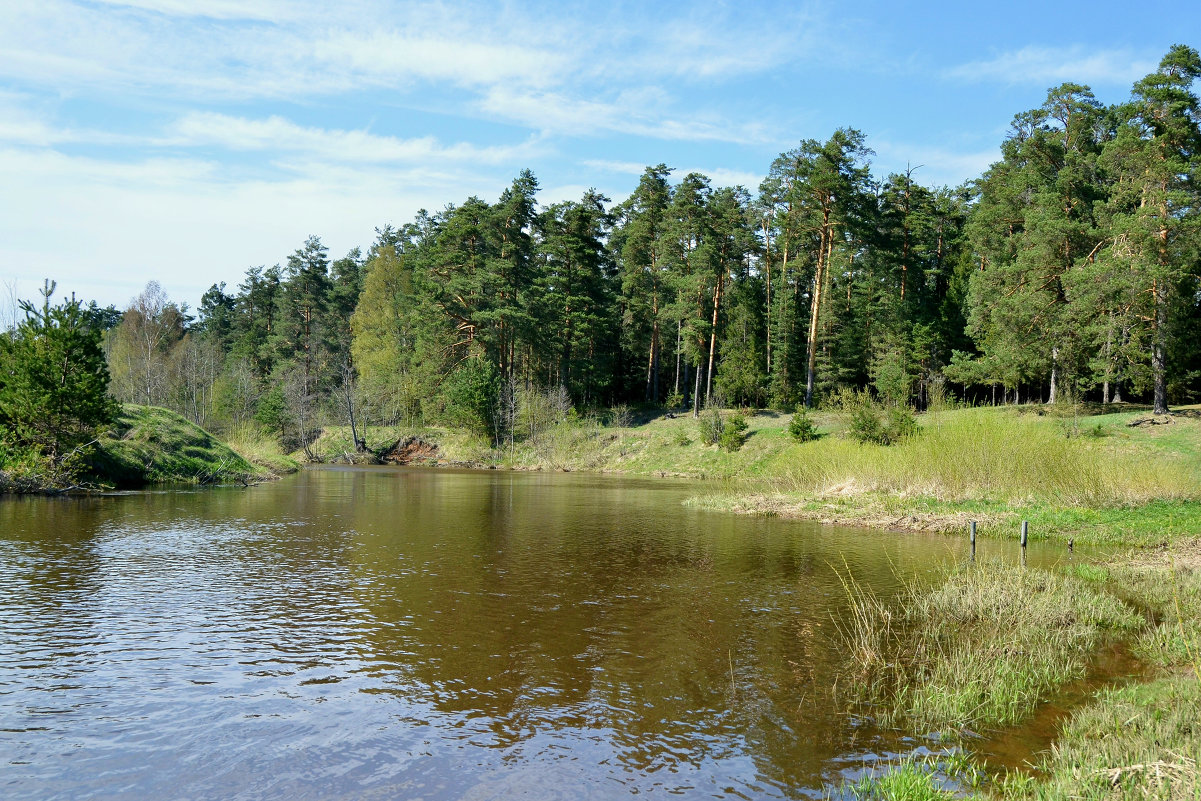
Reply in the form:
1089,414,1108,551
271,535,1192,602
0,467,1071,799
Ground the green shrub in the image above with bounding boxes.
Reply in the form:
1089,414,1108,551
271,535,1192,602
719,413,748,452
788,405,818,442
887,405,918,440
849,400,918,446
849,405,890,444
441,360,500,434
698,408,724,445
609,403,633,428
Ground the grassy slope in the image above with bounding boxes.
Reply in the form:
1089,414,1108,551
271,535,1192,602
89,405,275,486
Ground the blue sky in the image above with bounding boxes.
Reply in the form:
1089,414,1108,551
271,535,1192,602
1,0,1196,314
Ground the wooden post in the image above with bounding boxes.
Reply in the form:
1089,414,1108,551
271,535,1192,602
970,521,977,562
1068,538,1074,553
1021,520,1028,566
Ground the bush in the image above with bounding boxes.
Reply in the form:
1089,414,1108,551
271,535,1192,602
849,405,890,444
848,400,918,446
887,405,918,440
719,413,749,452
698,408,724,445
441,359,500,434
788,405,818,442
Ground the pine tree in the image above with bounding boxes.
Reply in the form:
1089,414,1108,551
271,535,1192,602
1098,45,1201,413
0,281,118,464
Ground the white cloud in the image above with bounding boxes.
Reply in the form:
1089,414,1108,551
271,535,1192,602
0,145,504,310
91,0,300,21
314,29,569,91
164,112,545,166
480,87,769,143
946,46,1156,87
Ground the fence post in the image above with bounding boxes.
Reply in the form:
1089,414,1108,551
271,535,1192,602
1021,520,1028,566
970,521,977,562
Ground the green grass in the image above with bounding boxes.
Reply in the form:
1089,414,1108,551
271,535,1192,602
840,760,959,801
995,677,1201,801
835,541,1201,801
1105,547,1201,674
89,405,269,486
772,407,1197,507
837,561,1142,732
832,752,984,801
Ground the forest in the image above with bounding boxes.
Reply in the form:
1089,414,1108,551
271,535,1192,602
8,46,1200,459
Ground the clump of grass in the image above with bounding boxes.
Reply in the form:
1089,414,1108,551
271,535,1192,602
836,561,1141,731
1103,545,1201,675
833,752,981,801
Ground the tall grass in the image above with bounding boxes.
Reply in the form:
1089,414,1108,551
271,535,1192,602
224,424,299,474
779,409,1195,506
836,561,1142,731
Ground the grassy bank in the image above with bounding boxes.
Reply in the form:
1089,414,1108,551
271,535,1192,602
838,561,1142,732
837,540,1201,801
307,403,1201,547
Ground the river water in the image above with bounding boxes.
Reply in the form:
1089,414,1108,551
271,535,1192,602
1,467,1070,800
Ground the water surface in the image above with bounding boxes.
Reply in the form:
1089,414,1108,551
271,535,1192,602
0,467,1069,799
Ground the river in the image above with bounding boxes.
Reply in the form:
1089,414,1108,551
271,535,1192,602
0,467,1069,799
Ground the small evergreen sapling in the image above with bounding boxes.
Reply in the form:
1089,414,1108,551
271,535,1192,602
788,405,818,442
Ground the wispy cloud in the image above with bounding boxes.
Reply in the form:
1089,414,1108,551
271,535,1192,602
480,87,770,143
91,0,299,21
164,112,545,166
0,145,499,308
946,46,1156,87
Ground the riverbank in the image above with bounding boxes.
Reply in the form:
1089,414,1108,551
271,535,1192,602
839,540,1201,801
308,403,1201,548
0,404,296,493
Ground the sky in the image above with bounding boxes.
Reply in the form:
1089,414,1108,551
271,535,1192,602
1,0,1197,314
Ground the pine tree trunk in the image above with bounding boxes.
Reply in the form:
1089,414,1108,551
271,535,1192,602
804,220,830,408
1152,279,1169,414
674,319,681,396
705,272,723,406
1048,346,1059,404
